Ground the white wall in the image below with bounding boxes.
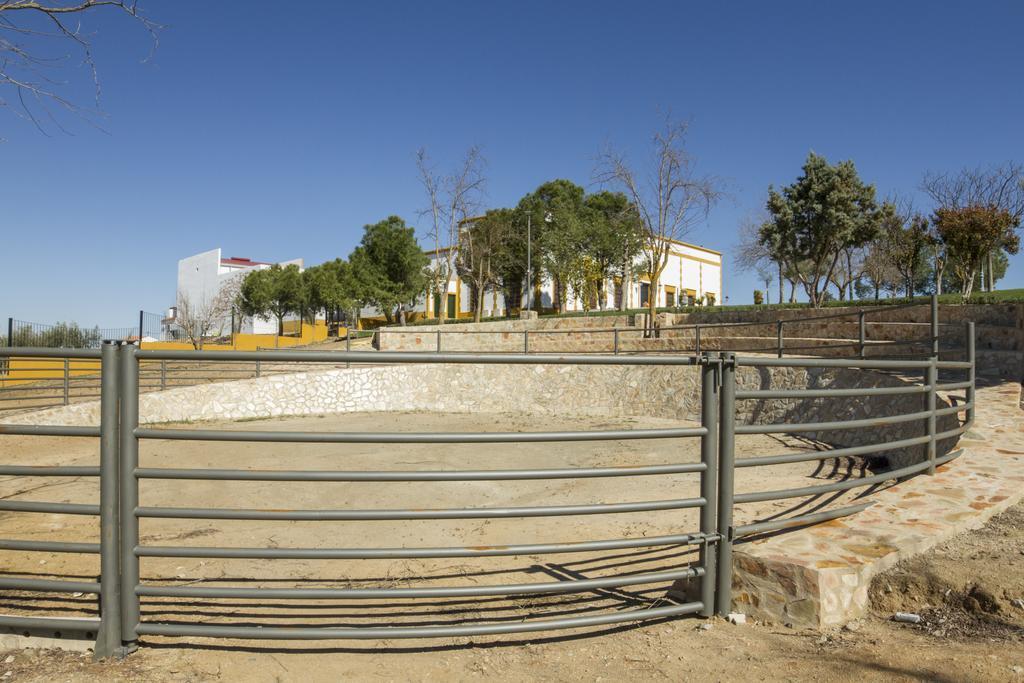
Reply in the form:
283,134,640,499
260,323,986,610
174,249,298,336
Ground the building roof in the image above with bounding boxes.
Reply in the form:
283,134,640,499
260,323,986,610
220,256,271,267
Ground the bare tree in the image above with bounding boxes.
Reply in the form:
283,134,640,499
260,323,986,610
455,211,509,323
175,274,243,350
734,212,781,304
0,1,158,136
596,118,721,333
922,162,1024,293
417,146,486,321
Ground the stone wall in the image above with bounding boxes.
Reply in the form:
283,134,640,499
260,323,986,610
11,360,955,469
374,304,1022,378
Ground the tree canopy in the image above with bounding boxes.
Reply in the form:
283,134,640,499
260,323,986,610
761,152,883,307
239,264,304,335
349,216,428,325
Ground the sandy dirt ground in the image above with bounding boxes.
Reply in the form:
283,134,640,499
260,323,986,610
3,410,1018,681
0,500,1021,681
0,411,862,600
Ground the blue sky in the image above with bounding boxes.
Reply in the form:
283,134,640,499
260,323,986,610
2,1,1022,326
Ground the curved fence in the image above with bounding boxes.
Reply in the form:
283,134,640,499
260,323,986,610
0,308,976,658
371,297,959,358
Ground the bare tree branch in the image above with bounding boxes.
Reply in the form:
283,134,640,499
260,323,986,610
0,0,158,137
595,117,721,330
417,145,487,320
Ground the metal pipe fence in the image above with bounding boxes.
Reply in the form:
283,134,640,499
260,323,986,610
0,306,977,657
368,296,965,360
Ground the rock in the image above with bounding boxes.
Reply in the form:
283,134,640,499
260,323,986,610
727,613,747,625
1,657,10,664
1011,599,1024,610
893,612,922,624
1012,665,1023,676
843,620,863,633
698,623,713,631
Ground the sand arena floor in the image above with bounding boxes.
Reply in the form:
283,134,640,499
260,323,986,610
0,410,872,632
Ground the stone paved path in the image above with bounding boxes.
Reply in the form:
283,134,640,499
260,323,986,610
733,378,1024,628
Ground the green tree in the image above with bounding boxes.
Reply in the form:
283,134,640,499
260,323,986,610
349,216,428,325
306,258,361,329
518,179,587,313
582,191,644,310
933,205,1019,299
881,207,933,299
761,152,884,307
240,264,304,335
922,163,1024,297
490,208,529,316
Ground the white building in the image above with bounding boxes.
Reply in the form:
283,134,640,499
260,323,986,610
164,248,303,339
362,238,722,323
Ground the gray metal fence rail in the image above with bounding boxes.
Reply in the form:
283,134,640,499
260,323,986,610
369,297,961,359
0,308,977,658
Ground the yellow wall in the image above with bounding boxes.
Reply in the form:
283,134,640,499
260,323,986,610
142,320,335,351
0,358,101,388
0,321,337,386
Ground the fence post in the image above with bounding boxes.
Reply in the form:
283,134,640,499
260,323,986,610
118,343,140,646
6,318,11,347
159,360,167,391
926,358,937,475
695,325,702,356
965,321,975,428
776,320,784,358
930,293,939,359
93,341,123,660
137,310,144,344
613,328,619,355
255,359,262,378
345,330,351,369
437,330,442,353
524,330,529,354
715,352,736,616
63,358,70,405
699,352,720,618
858,311,866,359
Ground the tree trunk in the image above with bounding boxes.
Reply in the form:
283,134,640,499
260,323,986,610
474,280,485,323
986,251,993,292
963,268,976,300
788,279,797,303
777,262,784,305
647,270,660,338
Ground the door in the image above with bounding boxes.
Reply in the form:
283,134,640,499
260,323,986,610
447,294,457,319
640,282,651,307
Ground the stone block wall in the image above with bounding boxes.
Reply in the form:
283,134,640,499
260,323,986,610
11,360,954,469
